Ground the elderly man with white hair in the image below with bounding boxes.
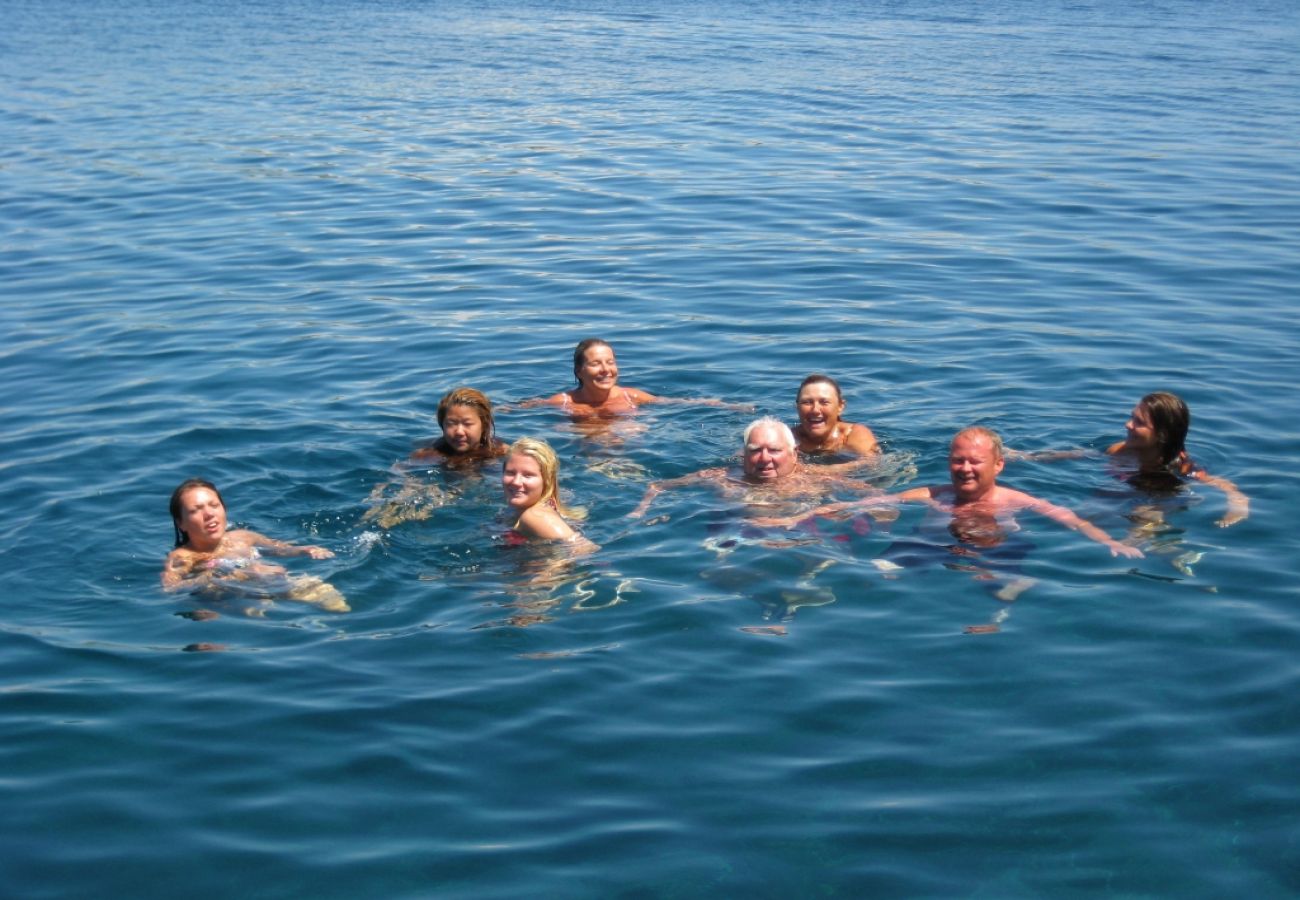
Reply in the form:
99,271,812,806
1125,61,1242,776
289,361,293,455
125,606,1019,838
628,416,878,519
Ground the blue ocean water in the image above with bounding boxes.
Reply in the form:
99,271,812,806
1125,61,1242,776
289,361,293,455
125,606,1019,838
3,0,1299,895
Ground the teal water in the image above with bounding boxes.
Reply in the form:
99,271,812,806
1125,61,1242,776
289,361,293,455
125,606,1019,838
3,0,1299,895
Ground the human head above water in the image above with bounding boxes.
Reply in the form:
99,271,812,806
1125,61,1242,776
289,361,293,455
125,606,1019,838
1139,391,1189,466
572,338,615,386
169,478,225,548
744,415,797,451
503,437,562,509
797,373,844,404
436,386,496,452
950,426,1004,461
742,416,798,480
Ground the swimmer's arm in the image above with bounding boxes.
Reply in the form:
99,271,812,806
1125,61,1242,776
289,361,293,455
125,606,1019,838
1022,493,1144,558
161,552,229,592
162,552,202,592
627,468,720,518
249,531,335,560
639,390,756,412
814,456,880,476
1190,467,1249,527
1003,447,1095,462
497,393,567,413
755,490,908,529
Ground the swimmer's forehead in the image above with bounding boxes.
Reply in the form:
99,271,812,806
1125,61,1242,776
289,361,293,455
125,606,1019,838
745,428,789,451
950,434,999,456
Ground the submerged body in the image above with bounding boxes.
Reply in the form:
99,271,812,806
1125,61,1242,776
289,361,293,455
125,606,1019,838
365,387,508,528
164,480,348,613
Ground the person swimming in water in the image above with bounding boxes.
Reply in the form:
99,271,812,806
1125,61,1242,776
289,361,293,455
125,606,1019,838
1010,391,1249,528
364,387,508,528
757,427,1142,630
501,438,596,551
628,416,881,520
412,386,509,463
509,338,753,418
791,374,880,458
163,478,348,614
765,427,1143,559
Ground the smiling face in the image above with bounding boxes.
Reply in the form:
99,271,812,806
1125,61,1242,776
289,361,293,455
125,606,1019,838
175,486,227,551
743,423,797,481
502,452,545,511
576,342,618,393
796,381,845,441
441,403,485,454
948,431,1003,503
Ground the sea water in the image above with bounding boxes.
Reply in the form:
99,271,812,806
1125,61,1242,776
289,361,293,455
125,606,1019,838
2,0,1299,896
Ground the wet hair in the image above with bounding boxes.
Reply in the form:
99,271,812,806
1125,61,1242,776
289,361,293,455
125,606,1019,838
796,373,844,404
1140,391,1190,466
504,437,574,518
743,416,797,451
572,338,613,385
951,426,1004,460
436,386,496,451
169,478,224,548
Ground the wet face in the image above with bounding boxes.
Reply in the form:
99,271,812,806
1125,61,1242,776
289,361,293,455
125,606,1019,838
502,453,545,511
577,344,618,392
1124,403,1158,452
796,382,845,440
948,433,1003,503
441,404,485,453
176,487,227,550
744,424,797,481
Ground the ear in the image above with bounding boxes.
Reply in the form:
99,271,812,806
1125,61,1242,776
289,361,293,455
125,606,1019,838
995,455,1005,475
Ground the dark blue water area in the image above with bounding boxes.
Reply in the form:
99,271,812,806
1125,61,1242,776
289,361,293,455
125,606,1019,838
3,0,1299,895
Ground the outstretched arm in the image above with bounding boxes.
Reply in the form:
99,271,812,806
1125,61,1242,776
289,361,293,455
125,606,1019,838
496,393,567,413
753,487,927,529
1003,447,1094,462
636,389,755,412
250,531,335,560
627,468,720,519
1192,469,1249,527
1022,494,1143,558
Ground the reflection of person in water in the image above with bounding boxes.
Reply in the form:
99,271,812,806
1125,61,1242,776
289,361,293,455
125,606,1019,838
163,479,348,615
363,387,507,529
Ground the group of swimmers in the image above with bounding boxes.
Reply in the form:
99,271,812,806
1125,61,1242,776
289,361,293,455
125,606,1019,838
163,338,1249,617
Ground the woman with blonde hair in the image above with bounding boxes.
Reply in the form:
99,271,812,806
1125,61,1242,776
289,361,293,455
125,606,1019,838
501,438,591,545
